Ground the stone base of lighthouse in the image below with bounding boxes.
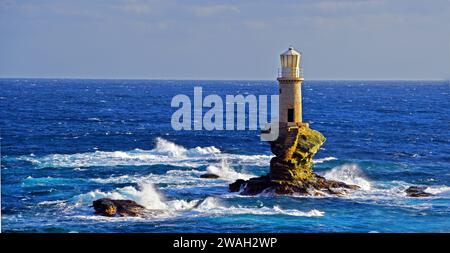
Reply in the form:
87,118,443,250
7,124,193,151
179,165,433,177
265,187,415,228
229,124,360,196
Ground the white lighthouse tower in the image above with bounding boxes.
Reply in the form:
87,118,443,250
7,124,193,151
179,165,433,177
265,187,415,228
277,47,304,128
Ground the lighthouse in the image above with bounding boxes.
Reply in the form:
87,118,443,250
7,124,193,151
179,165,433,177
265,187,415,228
277,47,304,128
231,47,344,196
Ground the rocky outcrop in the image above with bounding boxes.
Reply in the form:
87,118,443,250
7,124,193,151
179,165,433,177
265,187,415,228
93,198,145,217
230,123,359,196
405,186,433,197
200,173,220,179
230,173,358,196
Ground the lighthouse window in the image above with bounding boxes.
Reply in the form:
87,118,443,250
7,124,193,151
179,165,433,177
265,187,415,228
288,109,294,122
279,88,282,94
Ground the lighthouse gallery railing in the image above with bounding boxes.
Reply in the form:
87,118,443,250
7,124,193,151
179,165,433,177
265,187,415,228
278,68,304,78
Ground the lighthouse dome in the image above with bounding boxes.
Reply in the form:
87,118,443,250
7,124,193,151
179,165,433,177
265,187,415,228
280,47,301,78
281,47,300,56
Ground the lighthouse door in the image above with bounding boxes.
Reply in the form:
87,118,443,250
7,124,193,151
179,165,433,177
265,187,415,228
287,109,294,122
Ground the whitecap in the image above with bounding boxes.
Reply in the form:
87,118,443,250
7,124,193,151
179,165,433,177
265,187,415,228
314,156,337,164
321,164,372,190
73,181,168,210
193,197,324,217
206,159,255,181
71,184,323,219
424,185,450,195
16,137,272,169
89,169,216,188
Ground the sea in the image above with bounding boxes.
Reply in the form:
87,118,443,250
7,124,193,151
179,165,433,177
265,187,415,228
1,79,449,232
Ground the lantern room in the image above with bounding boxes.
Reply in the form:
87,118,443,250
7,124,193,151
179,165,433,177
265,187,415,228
279,47,302,78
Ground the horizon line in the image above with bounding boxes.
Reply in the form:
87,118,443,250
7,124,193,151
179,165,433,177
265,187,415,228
0,76,448,82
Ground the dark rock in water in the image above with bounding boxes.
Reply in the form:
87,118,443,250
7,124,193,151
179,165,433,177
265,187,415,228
93,198,117,216
230,173,358,196
239,175,271,195
200,173,220,179
230,123,360,196
405,186,433,197
93,198,145,217
229,179,246,192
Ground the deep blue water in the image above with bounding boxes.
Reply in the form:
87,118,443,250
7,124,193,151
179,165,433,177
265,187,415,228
1,79,449,232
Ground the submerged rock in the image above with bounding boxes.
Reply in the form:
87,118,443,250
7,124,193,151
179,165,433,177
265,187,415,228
405,186,433,197
200,173,220,179
93,198,145,217
230,123,359,196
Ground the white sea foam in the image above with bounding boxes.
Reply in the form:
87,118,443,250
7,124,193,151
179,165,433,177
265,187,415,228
74,180,208,212
88,162,252,189
73,181,168,210
19,137,272,169
314,157,337,164
318,164,450,209
314,164,405,200
37,200,67,206
424,185,450,195
322,164,372,190
206,159,255,181
89,169,205,186
24,137,450,218
18,137,337,170
72,182,323,218
193,197,324,217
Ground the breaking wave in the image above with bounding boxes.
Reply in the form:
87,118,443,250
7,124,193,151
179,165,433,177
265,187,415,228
17,138,336,170
87,160,255,188
322,163,372,190
89,169,207,186
193,197,324,217
71,182,323,218
73,182,168,210
206,159,254,181
319,164,450,206
17,137,272,169
424,185,450,195
20,137,450,219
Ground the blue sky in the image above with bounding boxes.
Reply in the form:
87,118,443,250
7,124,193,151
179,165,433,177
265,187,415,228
1,0,449,80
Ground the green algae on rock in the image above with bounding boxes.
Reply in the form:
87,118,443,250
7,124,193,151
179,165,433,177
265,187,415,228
230,123,360,196
269,124,325,181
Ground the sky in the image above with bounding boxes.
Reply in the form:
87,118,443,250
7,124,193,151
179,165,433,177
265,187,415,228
0,0,449,80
